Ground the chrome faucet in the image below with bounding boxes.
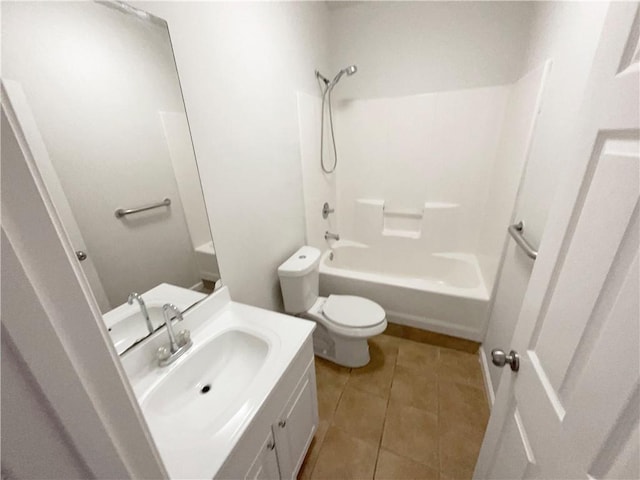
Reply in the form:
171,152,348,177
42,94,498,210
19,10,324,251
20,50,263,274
322,202,335,219
157,303,192,367
325,231,340,241
127,292,153,334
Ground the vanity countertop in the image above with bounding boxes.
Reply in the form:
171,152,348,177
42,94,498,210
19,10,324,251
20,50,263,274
121,286,315,479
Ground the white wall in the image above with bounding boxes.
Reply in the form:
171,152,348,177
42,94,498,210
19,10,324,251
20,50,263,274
1,331,92,479
139,1,330,310
482,1,610,394
2,2,201,309
327,1,534,99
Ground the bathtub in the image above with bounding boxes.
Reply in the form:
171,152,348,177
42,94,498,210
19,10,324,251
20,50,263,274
194,241,220,282
319,241,490,341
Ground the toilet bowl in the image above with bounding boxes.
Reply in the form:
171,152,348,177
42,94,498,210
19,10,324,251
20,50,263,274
278,246,387,367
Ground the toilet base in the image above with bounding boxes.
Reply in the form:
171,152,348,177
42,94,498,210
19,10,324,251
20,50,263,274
311,322,371,368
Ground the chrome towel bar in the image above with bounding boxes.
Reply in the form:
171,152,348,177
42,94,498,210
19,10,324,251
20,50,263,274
508,221,538,260
115,197,171,218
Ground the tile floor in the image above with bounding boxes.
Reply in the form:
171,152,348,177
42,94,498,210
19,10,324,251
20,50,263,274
298,334,490,480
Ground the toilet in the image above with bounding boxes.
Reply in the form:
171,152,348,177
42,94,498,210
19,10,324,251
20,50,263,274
278,246,387,368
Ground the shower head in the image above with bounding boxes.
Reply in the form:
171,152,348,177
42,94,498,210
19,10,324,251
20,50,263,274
329,64,358,90
344,65,357,76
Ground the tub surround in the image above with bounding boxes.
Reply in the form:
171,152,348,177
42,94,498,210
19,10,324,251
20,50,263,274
121,286,317,479
194,240,220,282
335,86,510,254
299,65,550,342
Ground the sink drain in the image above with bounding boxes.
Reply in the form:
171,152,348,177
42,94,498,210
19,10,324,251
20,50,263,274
200,384,211,394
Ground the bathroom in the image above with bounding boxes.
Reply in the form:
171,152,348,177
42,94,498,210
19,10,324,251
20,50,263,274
2,1,638,479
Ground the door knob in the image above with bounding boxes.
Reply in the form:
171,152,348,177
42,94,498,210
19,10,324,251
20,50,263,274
491,349,520,372
75,250,88,261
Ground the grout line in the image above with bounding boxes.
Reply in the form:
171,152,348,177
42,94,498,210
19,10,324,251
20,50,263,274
372,344,398,479
329,369,350,424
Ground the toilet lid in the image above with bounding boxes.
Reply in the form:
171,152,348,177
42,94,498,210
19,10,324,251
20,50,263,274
322,295,386,328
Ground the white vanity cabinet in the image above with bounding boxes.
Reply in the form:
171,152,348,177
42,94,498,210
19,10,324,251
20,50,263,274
217,338,318,480
245,430,280,480
272,360,318,478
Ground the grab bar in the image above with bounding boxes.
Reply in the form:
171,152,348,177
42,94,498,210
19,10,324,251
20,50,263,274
115,197,171,218
508,221,538,260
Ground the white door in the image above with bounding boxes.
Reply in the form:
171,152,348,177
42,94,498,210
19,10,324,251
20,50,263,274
244,429,280,480
475,3,640,479
273,364,318,479
2,80,111,312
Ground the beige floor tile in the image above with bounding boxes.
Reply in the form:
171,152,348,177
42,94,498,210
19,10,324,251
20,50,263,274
333,385,388,445
381,401,439,470
311,426,378,480
370,334,402,357
374,449,439,480
396,339,439,377
315,356,351,391
438,349,483,387
439,471,473,480
439,382,489,434
439,417,484,480
390,365,438,414
317,382,343,423
348,341,396,399
298,420,330,480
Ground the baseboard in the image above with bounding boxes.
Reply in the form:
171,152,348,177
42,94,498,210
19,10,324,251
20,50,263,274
385,309,482,342
479,346,496,408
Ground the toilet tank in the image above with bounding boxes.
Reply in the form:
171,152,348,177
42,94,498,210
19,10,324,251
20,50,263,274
278,246,321,314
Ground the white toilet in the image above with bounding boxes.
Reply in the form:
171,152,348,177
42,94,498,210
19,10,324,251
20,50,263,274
278,246,387,368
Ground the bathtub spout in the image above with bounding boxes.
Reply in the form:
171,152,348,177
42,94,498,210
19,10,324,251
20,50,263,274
325,231,340,241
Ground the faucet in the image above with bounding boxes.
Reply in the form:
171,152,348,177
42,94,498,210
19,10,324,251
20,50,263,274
157,303,192,367
127,292,153,334
325,231,340,241
322,202,335,219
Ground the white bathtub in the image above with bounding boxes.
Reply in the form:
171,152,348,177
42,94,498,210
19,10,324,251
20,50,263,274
194,241,220,282
319,240,490,341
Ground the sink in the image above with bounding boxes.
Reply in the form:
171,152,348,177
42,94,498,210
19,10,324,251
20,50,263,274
141,329,269,433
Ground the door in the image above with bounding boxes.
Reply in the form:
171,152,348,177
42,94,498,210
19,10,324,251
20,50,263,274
2,79,111,311
475,3,639,479
273,362,318,479
244,429,280,480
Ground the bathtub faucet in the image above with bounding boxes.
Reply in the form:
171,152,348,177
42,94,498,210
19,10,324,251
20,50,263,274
325,231,340,241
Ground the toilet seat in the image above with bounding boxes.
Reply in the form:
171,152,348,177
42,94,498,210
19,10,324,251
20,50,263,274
322,295,386,329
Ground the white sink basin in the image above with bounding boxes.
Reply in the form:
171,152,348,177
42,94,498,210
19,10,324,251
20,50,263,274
141,329,269,433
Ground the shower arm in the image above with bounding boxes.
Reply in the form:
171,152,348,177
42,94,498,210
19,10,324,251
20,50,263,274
315,70,330,86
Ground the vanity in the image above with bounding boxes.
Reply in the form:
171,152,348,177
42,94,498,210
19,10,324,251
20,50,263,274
121,286,318,479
